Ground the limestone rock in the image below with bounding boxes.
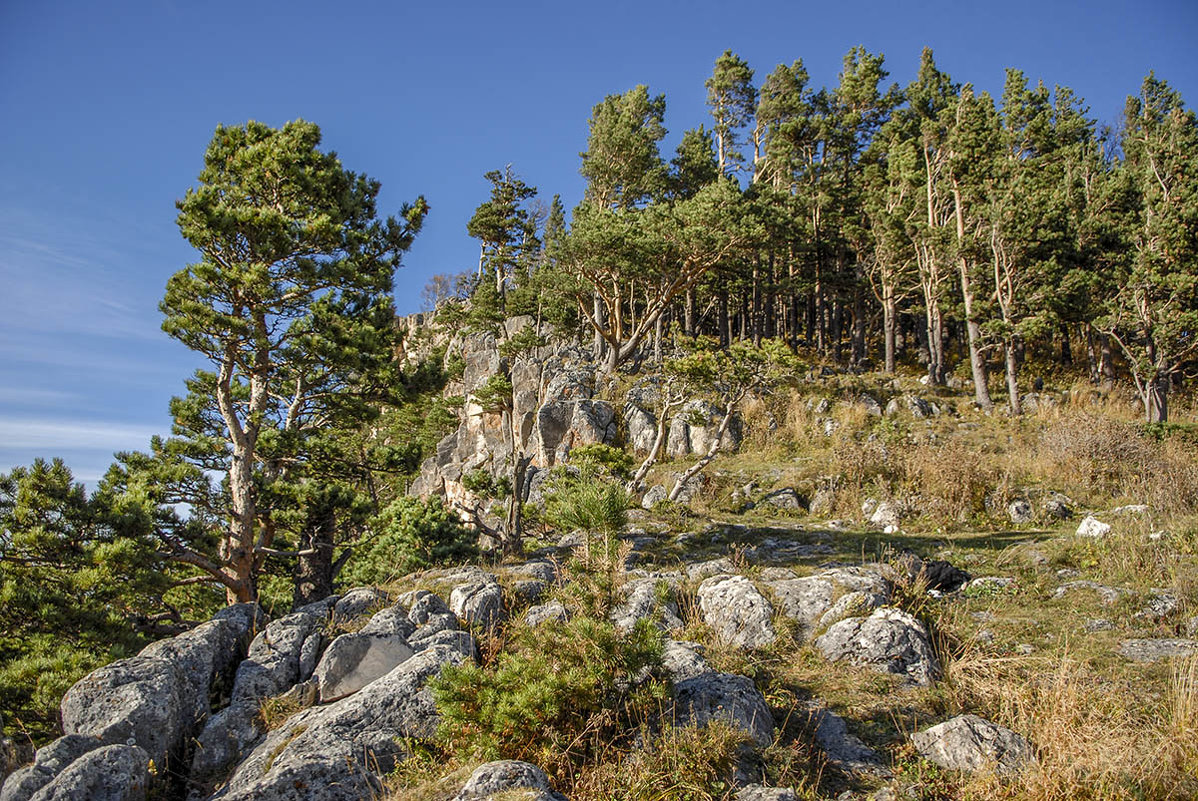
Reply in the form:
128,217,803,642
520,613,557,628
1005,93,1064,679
1,736,101,801
453,760,565,800
661,640,712,682
220,645,468,801
360,606,418,638
332,587,389,623
1076,516,1111,538
314,632,416,702
1007,499,1033,525
25,744,148,801
697,575,776,649
803,702,891,777
761,488,804,512
673,672,773,748
868,501,901,529
1118,639,1198,663
910,714,1034,775
814,608,939,686
610,577,683,632
735,786,796,801
449,579,504,632
60,604,261,768
766,567,890,642
524,600,570,628
640,485,668,509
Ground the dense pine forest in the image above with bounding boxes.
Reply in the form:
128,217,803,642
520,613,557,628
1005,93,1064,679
2,46,1197,800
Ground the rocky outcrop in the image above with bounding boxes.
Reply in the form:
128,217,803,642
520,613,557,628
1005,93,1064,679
672,672,774,748
765,567,890,642
910,715,1035,775
219,644,469,801
610,577,683,632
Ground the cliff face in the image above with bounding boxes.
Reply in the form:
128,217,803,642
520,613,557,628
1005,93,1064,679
401,314,734,523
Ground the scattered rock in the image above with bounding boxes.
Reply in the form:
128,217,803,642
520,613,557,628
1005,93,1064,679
640,485,668,509
220,645,468,800
60,604,261,770
736,786,797,801
1084,619,1114,632
1111,504,1149,516
453,760,565,801
766,567,890,642
1042,493,1073,520
524,600,570,628
449,579,504,632
1,735,101,801
697,576,776,649
333,587,389,624
868,501,902,529
1118,639,1198,663
672,673,773,748
910,715,1035,775
1076,516,1111,538
1136,590,1179,621
814,608,939,686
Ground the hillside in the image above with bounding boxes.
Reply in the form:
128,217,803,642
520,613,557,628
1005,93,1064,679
3,314,1196,801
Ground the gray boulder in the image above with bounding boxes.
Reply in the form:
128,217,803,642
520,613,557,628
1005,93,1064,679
1007,499,1033,524
220,644,468,801
60,604,261,768
697,576,776,649
24,745,148,801
910,714,1035,775
814,608,939,686
359,606,418,638
640,485,668,509
1076,516,1111,538
314,631,416,702
673,672,773,747
765,567,890,642
610,578,683,632
453,760,566,800
868,501,902,529
623,404,658,455
2,736,100,801
761,488,804,512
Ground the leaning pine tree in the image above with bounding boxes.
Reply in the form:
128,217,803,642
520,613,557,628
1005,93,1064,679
158,120,428,604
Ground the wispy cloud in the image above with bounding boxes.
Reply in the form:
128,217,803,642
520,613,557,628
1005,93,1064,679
0,387,79,406
0,418,162,451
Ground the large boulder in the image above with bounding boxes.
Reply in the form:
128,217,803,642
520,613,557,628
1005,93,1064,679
23,745,149,801
697,576,776,649
910,715,1034,775
59,604,261,768
802,702,891,777
452,760,566,800
219,644,469,801
814,608,939,686
672,672,773,748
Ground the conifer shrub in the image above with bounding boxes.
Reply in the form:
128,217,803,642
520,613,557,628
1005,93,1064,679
340,496,476,587
429,615,666,782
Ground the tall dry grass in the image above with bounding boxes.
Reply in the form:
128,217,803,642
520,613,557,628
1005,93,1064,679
937,648,1198,800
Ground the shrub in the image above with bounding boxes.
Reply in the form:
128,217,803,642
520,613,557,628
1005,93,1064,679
340,496,476,587
430,615,666,782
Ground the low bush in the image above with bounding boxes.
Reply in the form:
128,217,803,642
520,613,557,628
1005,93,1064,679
340,496,476,587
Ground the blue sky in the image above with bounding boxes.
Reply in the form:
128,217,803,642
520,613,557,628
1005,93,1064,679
1,0,1195,484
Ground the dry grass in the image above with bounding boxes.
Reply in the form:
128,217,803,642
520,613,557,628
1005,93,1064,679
937,648,1198,800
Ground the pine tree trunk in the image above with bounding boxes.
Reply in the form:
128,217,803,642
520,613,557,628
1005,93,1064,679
883,293,897,373
1146,375,1168,423
1005,337,1022,415
294,504,335,606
